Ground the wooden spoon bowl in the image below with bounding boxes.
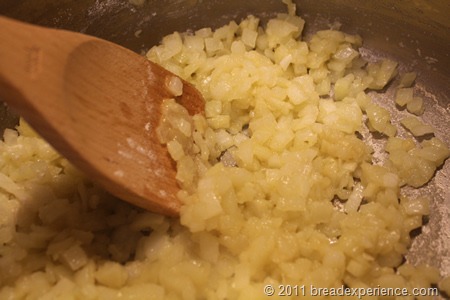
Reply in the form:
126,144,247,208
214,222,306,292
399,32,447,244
0,16,204,216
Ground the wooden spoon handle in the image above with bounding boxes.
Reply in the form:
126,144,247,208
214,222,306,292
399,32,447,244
0,16,97,100
0,16,81,128
0,16,203,116
0,17,203,216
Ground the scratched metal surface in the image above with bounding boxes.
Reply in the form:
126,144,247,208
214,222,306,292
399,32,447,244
0,0,449,297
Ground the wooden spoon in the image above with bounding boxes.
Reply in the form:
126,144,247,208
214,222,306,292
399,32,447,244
0,16,204,216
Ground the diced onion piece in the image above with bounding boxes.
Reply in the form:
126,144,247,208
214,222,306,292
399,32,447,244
367,59,398,90
165,75,183,97
334,74,354,101
366,103,397,137
401,196,430,216
406,96,424,115
401,116,434,136
395,88,413,107
398,72,416,88
241,28,258,48
61,244,88,271
345,182,364,213
95,262,128,288
167,140,185,161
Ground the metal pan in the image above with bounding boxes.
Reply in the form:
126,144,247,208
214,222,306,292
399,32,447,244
1,0,449,296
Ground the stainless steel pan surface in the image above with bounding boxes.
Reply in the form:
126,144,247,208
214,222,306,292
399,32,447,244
1,0,449,297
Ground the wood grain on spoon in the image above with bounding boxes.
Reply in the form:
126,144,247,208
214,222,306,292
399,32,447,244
0,16,204,216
